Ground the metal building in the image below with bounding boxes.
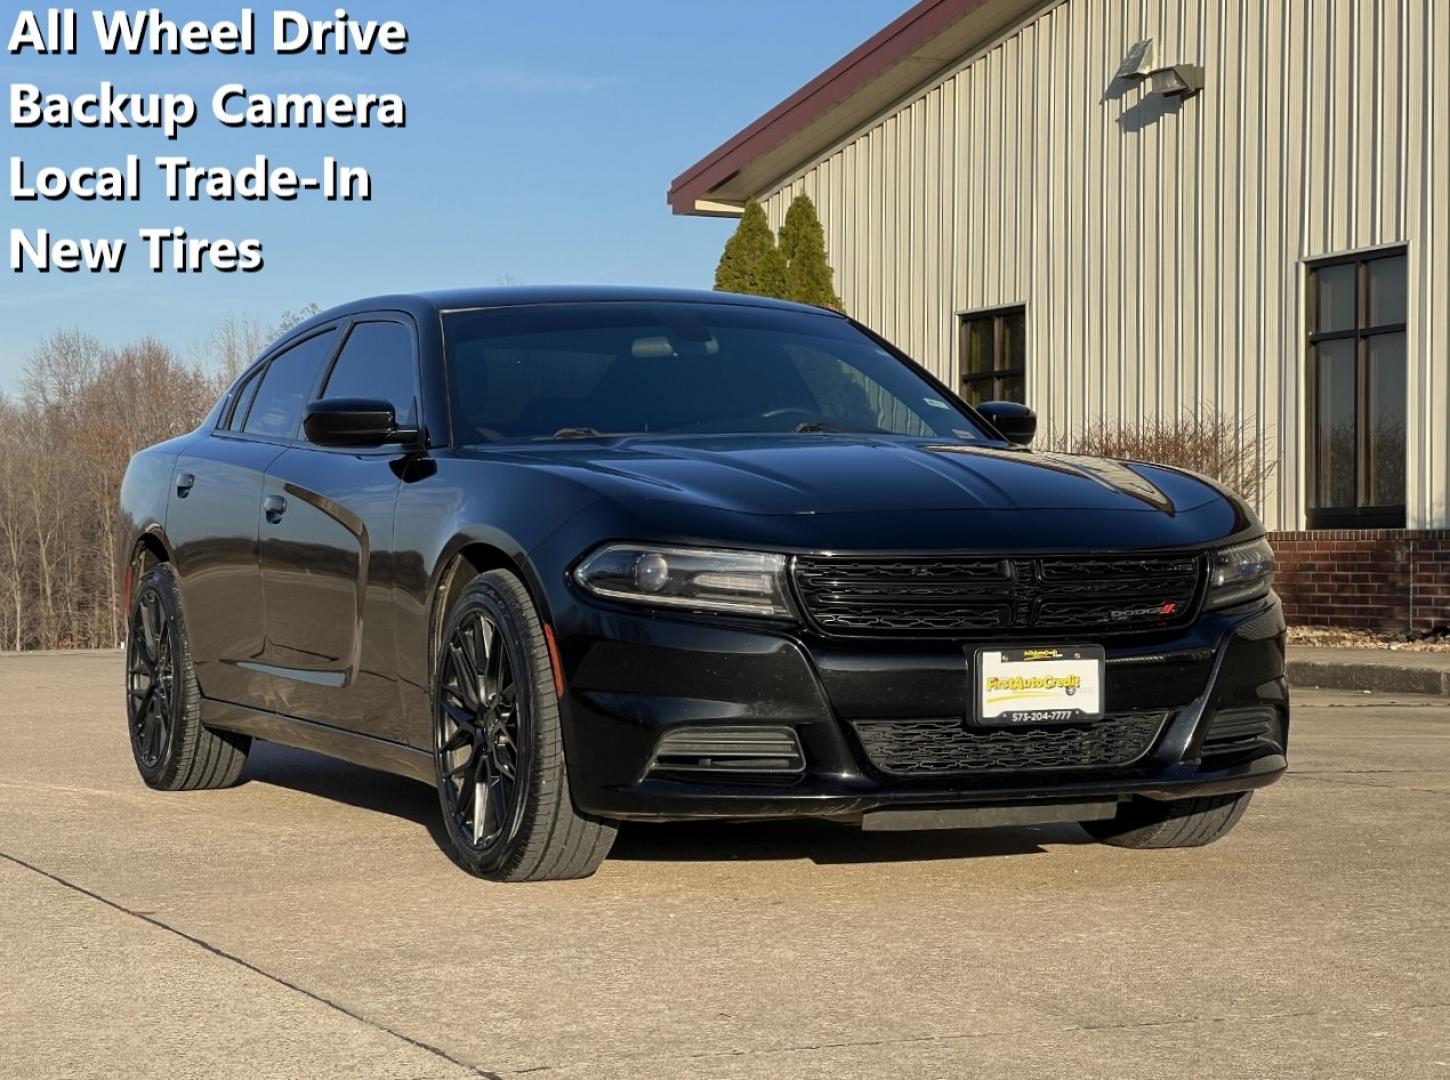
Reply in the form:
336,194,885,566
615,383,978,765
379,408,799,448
669,0,1449,552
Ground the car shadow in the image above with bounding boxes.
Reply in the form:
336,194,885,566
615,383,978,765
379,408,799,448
240,741,454,854
240,742,1094,868
609,818,1092,866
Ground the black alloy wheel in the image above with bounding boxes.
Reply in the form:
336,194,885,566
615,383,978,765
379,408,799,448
432,570,616,881
127,583,176,770
437,610,527,854
124,561,250,790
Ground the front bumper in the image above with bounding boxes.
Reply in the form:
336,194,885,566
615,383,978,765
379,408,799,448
552,594,1288,823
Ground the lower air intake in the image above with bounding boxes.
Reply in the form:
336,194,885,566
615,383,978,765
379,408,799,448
851,712,1169,777
648,725,805,779
1201,707,1281,759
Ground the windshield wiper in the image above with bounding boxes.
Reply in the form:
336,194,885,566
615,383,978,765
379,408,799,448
549,427,645,440
792,421,887,434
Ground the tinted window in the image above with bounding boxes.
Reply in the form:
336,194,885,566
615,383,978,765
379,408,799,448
785,344,934,436
959,307,1026,407
321,321,417,426
224,366,264,430
442,303,987,443
1307,249,1407,528
243,331,337,438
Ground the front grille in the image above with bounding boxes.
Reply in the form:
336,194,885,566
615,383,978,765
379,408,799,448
850,712,1169,777
792,553,1203,637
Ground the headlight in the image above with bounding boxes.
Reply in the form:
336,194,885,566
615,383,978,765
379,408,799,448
1205,537,1276,610
573,544,793,618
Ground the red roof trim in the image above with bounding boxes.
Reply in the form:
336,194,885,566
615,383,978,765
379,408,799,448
667,0,992,214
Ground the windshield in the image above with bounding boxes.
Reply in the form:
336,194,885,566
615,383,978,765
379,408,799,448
442,302,990,443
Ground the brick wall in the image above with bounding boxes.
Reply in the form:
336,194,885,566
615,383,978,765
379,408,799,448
1268,529,1450,633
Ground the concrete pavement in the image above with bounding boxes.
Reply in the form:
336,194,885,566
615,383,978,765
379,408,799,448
1,652,1448,1078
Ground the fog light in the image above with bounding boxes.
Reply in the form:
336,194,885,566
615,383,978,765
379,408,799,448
648,725,805,778
1150,63,1203,97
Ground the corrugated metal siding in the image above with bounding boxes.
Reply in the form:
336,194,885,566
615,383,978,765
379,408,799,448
761,0,1450,530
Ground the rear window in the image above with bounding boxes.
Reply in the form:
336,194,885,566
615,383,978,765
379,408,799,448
441,302,984,443
224,366,264,431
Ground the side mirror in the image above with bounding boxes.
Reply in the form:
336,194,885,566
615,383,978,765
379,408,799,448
303,398,419,448
977,401,1037,446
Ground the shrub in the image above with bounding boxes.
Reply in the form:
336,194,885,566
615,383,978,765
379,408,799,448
779,194,843,310
1045,408,1278,510
713,200,787,299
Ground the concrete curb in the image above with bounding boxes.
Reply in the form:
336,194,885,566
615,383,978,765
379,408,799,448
0,649,120,659
1287,659,1450,697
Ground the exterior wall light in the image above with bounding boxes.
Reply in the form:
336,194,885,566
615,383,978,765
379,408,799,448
1115,39,1154,81
1149,64,1204,97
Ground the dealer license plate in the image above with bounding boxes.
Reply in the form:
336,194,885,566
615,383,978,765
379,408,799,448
974,646,1105,726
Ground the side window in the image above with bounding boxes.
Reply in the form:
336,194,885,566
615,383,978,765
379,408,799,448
224,366,264,430
959,306,1026,406
243,330,338,438
321,321,418,426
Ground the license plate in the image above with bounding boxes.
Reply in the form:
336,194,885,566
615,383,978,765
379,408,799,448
974,646,1105,725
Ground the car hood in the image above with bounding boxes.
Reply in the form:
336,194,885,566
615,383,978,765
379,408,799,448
472,434,1230,517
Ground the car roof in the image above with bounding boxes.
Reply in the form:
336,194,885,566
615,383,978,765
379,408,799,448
280,286,841,345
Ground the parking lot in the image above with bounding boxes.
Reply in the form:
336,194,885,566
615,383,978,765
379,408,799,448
1,651,1447,1079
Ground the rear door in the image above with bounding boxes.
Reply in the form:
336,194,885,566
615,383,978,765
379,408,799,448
258,317,420,741
166,328,339,709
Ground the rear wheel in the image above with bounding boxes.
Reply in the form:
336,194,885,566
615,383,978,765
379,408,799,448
1081,792,1252,848
432,570,616,882
126,562,250,790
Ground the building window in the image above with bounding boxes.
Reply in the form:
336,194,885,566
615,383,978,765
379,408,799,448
959,307,1026,406
1307,250,1407,529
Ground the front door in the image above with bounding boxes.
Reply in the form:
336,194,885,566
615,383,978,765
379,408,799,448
257,317,421,742
258,448,405,738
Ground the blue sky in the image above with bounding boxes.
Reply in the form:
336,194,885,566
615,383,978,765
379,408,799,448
1,1,904,387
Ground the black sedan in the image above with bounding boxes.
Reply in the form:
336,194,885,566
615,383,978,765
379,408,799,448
119,287,1287,881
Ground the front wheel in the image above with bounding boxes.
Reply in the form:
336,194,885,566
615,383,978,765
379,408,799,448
1081,792,1252,848
432,570,616,882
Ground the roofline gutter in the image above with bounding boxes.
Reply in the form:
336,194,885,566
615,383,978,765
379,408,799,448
667,0,992,216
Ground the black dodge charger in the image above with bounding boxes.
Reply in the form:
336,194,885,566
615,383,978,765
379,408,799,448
119,287,1287,881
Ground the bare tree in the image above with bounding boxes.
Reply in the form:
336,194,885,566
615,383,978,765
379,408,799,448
0,397,28,650
197,311,272,382
273,303,322,338
0,305,317,651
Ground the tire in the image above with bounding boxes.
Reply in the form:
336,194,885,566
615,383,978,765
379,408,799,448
125,562,251,790
1081,792,1252,849
432,569,616,882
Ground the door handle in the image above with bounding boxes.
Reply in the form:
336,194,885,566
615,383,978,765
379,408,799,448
263,494,287,523
175,472,195,497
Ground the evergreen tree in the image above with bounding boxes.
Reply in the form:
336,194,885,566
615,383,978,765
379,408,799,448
779,194,843,310
713,200,787,299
